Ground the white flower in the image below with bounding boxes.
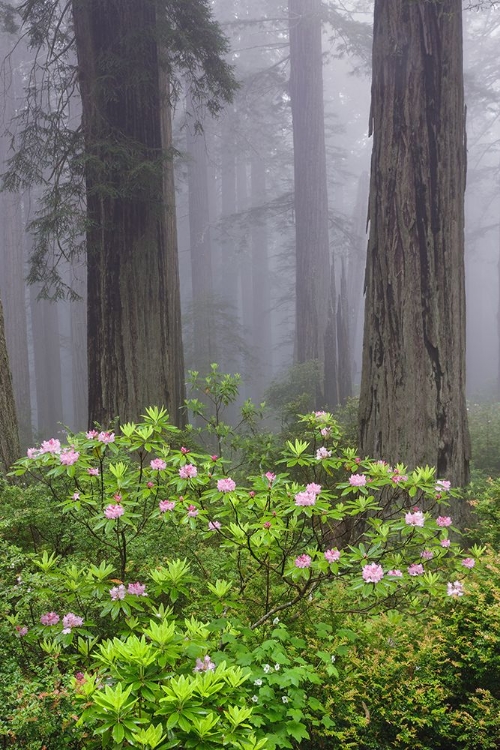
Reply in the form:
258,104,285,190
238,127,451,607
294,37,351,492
273,617,280,625
251,695,259,703
254,679,263,686
282,696,289,703
262,664,271,673
331,655,336,663
274,663,281,671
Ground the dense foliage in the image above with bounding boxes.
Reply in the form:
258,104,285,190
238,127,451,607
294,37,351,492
1,388,495,749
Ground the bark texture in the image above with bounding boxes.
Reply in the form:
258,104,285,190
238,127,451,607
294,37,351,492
0,294,20,472
289,0,338,408
359,0,470,485
72,0,185,427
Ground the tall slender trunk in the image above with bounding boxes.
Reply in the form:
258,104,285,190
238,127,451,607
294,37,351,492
289,0,338,408
30,288,64,437
251,152,272,401
0,294,20,472
186,103,215,375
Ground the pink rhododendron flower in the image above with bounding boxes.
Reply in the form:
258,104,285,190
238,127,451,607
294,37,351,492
147,481,154,489
127,582,147,596
362,563,384,583
110,584,126,600
40,438,61,454
194,655,216,672
316,447,331,460
40,612,60,626
87,467,99,476
295,554,312,568
441,538,451,548
324,548,340,563
26,447,40,458
420,550,434,561
314,410,328,419
320,427,331,438
447,581,464,597
405,510,425,527
435,479,451,492
72,492,80,501
349,474,367,487
159,500,175,512
295,491,316,507
179,464,198,479
462,557,475,569
150,458,166,470
263,521,271,528
181,446,190,454
306,483,322,495
217,477,236,492
408,563,424,576
187,504,199,517
211,455,218,461
208,520,221,531
392,473,408,483
113,494,122,502
265,472,276,483
387,569,403,577
62,613,83,633
98,431,115,443
60,449,80,466
16,625,28,636
436,516,452,527
86,430,99,439
104,504,124,519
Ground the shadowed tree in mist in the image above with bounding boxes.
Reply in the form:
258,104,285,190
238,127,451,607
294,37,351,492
3,0,236,428
359,0,470,486
0,293,20,472
289,0,338,409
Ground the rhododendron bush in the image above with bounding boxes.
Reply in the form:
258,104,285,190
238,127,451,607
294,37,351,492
5,406,482,749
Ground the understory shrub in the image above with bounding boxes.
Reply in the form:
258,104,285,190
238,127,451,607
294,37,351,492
0,405,486,749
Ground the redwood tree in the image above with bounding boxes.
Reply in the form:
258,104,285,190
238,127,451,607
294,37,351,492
5,0,235,428
359,0,470,485
0,294,20,472
289,0,338,408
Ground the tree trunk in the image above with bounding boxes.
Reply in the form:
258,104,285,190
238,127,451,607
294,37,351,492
250,152,272,402
186,104,215,376
289,0,338,408
30,287,64,437
359,0,470,486
72,0,185,427
0,294,20,472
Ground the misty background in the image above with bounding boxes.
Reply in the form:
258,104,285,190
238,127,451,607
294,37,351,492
0,0,498,445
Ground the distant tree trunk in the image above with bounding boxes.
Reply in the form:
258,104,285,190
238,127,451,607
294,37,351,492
337,260,352,403
186,103,215,375
218,112,240,373
72,0,185,426
70,262,88,431
250,152,272,401
348,171,369,386
359,0,470,486
30,288,64,437
0,34,32,448
289,0,338,408
0,294,21,472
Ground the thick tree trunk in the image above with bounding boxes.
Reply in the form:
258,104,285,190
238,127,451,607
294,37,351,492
72,0,185,427
0,294,21,472
359,0,470,485
289,0,338,408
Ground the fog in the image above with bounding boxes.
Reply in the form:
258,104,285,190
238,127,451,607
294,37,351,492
0,0,499,445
